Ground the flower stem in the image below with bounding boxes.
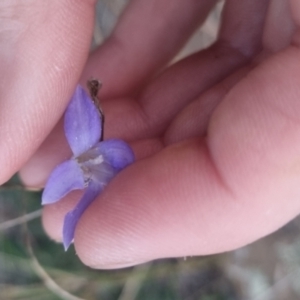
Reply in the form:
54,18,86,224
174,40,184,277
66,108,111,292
87,78,104,141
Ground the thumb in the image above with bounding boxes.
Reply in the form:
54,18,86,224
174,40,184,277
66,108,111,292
0,0,95,184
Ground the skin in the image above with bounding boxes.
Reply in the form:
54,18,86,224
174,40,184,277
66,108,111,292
2,0,300,268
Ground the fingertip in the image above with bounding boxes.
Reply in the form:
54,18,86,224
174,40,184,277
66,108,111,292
42,190,83,242
19,120,71,188
73,140,225,269
0,0,95,183
42,206,63,243
73,160,159,268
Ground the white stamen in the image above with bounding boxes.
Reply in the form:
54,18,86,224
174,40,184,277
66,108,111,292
89,155,104,165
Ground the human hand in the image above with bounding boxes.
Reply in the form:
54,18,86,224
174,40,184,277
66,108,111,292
15,0,300,268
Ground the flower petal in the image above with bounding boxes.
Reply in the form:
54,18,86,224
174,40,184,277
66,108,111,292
93,139,135,171
64,85,102,157
63,182,101,250
42,160,85,205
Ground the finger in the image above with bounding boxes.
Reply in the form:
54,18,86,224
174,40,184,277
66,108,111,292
133,0,270,138
165,0,297,144
19,119,71,187
164,65,252,144
262,0,295,53
94,0,271,140
44,26,300,268
0,0,96,184
20,118,163,187
81,0,218,98
78,0,270,144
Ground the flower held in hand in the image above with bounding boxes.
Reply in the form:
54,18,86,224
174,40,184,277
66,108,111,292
42,84,135,250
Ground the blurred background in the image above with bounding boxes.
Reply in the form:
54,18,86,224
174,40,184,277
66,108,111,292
1,1,300,299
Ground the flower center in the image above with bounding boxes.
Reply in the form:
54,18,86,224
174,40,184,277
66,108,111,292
76,146,116,186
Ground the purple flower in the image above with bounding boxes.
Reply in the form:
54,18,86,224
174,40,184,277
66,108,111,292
42,85,135,250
